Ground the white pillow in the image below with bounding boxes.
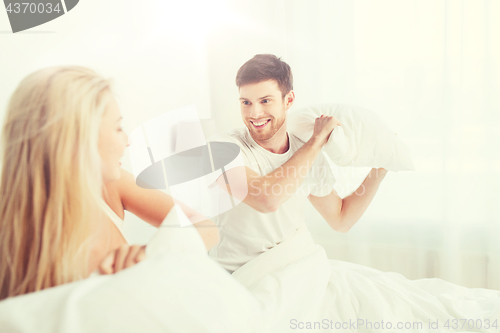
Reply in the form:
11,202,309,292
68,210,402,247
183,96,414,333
145,203,208,257
288,104,415,172
0,205,264,333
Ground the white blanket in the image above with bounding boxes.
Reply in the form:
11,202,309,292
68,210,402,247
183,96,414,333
1,207,498,333
0,205,265,333
232,226,500,333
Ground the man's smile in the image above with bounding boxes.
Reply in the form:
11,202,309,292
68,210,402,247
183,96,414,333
250,119,271,128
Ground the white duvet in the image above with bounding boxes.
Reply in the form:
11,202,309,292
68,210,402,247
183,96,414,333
233,226,500,333
0,205,265,333
1,207,499,333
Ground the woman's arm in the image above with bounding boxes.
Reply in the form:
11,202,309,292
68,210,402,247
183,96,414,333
106,169,220,251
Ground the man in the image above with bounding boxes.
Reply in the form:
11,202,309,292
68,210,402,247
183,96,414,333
208,54,387,273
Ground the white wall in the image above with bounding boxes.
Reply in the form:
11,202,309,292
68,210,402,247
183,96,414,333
203,0,500,289
0,0,216,243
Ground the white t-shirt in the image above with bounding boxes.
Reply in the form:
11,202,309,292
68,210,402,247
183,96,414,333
207,127,336,272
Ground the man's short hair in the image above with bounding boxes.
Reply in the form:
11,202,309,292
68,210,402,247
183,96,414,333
235,54,293,98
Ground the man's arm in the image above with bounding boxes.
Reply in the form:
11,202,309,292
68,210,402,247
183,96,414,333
308,167,388,232
216,116,339,213
106,169,220,251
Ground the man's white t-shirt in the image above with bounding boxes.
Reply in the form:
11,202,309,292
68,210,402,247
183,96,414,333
207,127,336,272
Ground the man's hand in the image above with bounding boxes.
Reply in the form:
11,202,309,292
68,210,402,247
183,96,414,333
98,244,146,275
310,115,342,146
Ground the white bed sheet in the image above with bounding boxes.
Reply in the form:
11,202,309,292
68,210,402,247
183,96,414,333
232,225,500,332
2,206,499,333
0,205,264,333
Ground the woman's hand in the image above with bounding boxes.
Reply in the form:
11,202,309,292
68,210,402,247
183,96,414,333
98,244,146,275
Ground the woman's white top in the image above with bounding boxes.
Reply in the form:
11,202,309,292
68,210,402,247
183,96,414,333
88,204,129,277
100,202,129,244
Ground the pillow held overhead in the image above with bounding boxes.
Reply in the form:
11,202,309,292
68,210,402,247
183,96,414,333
288,104,415,172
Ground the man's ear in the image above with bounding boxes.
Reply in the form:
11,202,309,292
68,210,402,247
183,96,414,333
284,90,295,111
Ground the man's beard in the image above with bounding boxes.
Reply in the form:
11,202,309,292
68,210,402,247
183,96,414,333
247,113,286,142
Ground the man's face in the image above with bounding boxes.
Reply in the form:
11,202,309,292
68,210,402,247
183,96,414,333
239,80,292,142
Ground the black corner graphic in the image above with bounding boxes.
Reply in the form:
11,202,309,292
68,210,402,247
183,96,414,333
64,0,77,11
3,0,79,33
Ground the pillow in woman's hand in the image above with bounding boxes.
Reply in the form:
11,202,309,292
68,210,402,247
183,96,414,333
89,204,204,277
145,203,207,257
0,203,263,333
288,103,415,172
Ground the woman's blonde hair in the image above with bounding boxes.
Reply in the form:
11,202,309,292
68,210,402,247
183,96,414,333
0,66,113,300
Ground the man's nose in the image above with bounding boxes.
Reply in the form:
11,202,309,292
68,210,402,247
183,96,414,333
249,104,265,119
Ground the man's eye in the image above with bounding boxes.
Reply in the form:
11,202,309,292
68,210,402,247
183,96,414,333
242,101,250,105
262,99,270,103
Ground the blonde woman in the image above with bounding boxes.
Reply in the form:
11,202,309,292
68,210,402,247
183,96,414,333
0,66,219,300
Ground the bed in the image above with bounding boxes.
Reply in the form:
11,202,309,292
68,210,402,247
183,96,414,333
1,206,498,333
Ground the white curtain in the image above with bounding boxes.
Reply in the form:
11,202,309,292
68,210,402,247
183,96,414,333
206,0,500,289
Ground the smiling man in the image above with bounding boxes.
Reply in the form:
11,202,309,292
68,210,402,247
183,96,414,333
207,54,387,273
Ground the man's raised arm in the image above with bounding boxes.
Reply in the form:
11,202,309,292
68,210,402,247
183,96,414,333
215,115,338,213
309,167,388,233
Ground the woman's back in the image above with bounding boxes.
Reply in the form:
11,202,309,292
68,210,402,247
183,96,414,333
0,66,116,300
